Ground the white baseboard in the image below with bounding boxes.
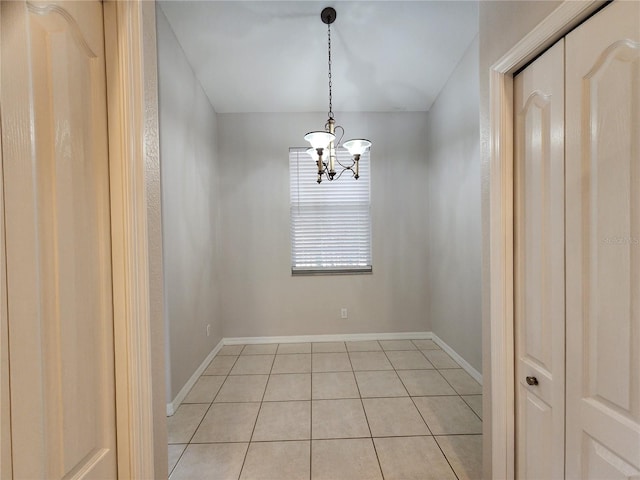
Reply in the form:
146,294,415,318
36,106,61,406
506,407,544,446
168,331,482,416
167,338,224,416
431,332,483,385
223,331,433,345
225,331,482,384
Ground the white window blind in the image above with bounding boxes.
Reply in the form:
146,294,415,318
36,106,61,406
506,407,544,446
289,147,372,273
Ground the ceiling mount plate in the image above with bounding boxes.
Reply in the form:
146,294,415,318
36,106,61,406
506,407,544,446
321,7,336,25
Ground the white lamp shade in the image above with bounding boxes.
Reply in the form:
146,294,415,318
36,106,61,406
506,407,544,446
304,131,335,150
343,139,371,156
306,147,319,159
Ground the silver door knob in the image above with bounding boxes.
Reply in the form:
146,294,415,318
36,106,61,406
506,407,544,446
526,376,538,386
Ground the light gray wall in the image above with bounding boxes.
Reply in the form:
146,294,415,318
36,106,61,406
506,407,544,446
217,112,431,337
479,2,563,477
425,36,481,373
157,8,223,401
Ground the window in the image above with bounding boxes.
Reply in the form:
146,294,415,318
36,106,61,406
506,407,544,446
289,147,372,274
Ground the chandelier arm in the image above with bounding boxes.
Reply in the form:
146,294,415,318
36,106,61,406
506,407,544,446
335,158,355,170
331,166,354,181
333,125,345,146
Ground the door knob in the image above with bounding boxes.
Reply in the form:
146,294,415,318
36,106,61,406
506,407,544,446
526,376,538,386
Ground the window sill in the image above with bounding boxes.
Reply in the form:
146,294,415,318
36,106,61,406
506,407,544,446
291,267,373,276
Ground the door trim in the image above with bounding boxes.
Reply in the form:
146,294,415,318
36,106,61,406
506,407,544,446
103,1,158,478
487,1,601,478
0,6,13,477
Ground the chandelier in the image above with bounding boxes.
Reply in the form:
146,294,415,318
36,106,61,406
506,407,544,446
304,7,371,184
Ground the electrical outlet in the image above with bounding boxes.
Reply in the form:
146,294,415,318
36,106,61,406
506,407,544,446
341,308,348,319
206,324,211,336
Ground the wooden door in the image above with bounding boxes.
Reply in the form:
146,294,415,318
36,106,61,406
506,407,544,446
1,1,117,478
513,39,566,479
565,1,640,478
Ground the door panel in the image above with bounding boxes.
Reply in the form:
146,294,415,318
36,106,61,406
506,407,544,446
514,39,565,480
565,1,640,478
1,1,117,478
583,436,640,480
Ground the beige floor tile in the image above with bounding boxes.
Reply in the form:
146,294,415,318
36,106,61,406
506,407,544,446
264,373,311,401
168,444,186,475
413,396,482,434
241,344,278,355
215,375,268,402
183,376,225,404
252,401,311,441
348,351,393,371
346,340,382,352
362,397,430,437
204,355,238,375
218,345,245,355
191,402,260,442
312,399,370,439
436,435,483,480
379,339,418,351
355,371,408,398
312,438,383,480
312,372,359,399
422,350,460,369
167,404,208,444
230,355,274,375
271,353,311,374
397,370,456,396
386,350,435,370
312,341,347,353
312,353,352,372
374,436,457,480
240,441,310,480
170,443,248,480
440,369,482,394
277,342,311,354
462,395,483,419
412,339,440,350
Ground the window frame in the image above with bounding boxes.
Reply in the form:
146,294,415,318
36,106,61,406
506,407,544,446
289,146,373,275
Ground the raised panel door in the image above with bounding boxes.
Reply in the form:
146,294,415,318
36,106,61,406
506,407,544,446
514,39,566,480
565,1,640,478
1,1,117,478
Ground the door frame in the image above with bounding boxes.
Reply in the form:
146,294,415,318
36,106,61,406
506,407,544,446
103,1,159,478
487,1,600,478
0,1,160,478
0,6,12,477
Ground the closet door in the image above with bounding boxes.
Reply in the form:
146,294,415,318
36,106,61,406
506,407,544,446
565,1,640,478
1,1,117,478
513,40,566,479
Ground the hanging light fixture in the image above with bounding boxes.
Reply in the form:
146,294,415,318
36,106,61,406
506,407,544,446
304,7,371,184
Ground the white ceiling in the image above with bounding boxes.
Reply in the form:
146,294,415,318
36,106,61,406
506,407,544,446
159,1,478,113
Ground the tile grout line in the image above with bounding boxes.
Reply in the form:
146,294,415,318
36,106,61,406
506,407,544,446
236,347,277,480
346,341,386,480
167,444,186,479
398,342,472,480
460,394,483,422
433,435,462,480
406,339,462,480
388,341,461,479
183,432,483,446
170,351,244,477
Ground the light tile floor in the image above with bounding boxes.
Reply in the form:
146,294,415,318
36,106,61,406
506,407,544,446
168,340,482,480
